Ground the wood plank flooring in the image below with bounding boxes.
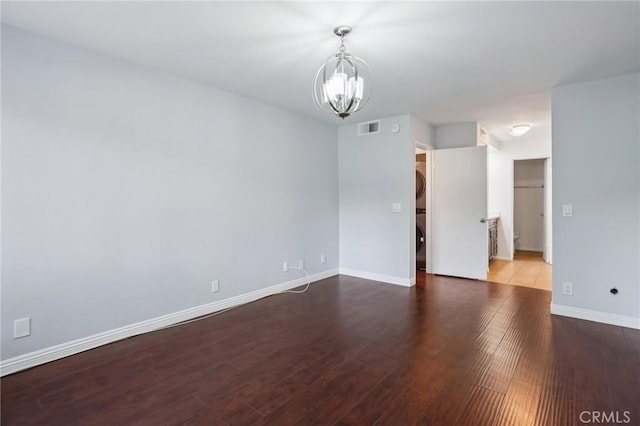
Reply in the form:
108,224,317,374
2,273,639,425
488,251,552,291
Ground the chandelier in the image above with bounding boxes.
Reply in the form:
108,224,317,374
313,26,372,119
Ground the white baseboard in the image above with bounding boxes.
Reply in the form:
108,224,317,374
0,268,339,377
339,268,414,287
492,256,512,261
550,303,640,329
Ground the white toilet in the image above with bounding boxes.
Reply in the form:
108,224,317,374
513,232,521,250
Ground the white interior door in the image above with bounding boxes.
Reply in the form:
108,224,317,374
432,146,487,280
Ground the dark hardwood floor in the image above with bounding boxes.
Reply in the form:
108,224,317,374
2,273,639,425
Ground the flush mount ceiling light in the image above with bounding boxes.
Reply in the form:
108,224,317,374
313,26,372,119
510,124,531,137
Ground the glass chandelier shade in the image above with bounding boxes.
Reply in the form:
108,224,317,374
313,26,372,119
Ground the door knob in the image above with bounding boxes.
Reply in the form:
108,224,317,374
480,218,486,223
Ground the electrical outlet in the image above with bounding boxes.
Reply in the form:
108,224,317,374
283,262,288,272
298,259,304,269
14,318,30,339
562,282,573,296
321,254,326,264
211,280,220,293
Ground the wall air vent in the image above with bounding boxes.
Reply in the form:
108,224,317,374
357,120,380,136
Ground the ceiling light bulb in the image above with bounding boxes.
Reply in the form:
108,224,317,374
510,124,531,137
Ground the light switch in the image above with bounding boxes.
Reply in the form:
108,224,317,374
392,202,401,213
562,204,573,217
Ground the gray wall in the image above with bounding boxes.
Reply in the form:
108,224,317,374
338,115,414,282
552,72,639,320
1,25,339,359
435,123,478,149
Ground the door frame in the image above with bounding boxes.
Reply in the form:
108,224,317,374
414,141,433,274
511,157,552,262
543,158,552,264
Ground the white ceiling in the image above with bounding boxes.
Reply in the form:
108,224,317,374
2,1,639,143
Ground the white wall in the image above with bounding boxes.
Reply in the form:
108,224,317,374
552,72,639,324
435,123,478,149
411,115,435,153
487,151,512,259
487,137,551,259
1,25,339,360
514,159,544,251
338,114,433,285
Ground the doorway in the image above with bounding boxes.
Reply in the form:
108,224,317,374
514,159,545,253
415,143,432,274
488,158,552,290
413,144,489,281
